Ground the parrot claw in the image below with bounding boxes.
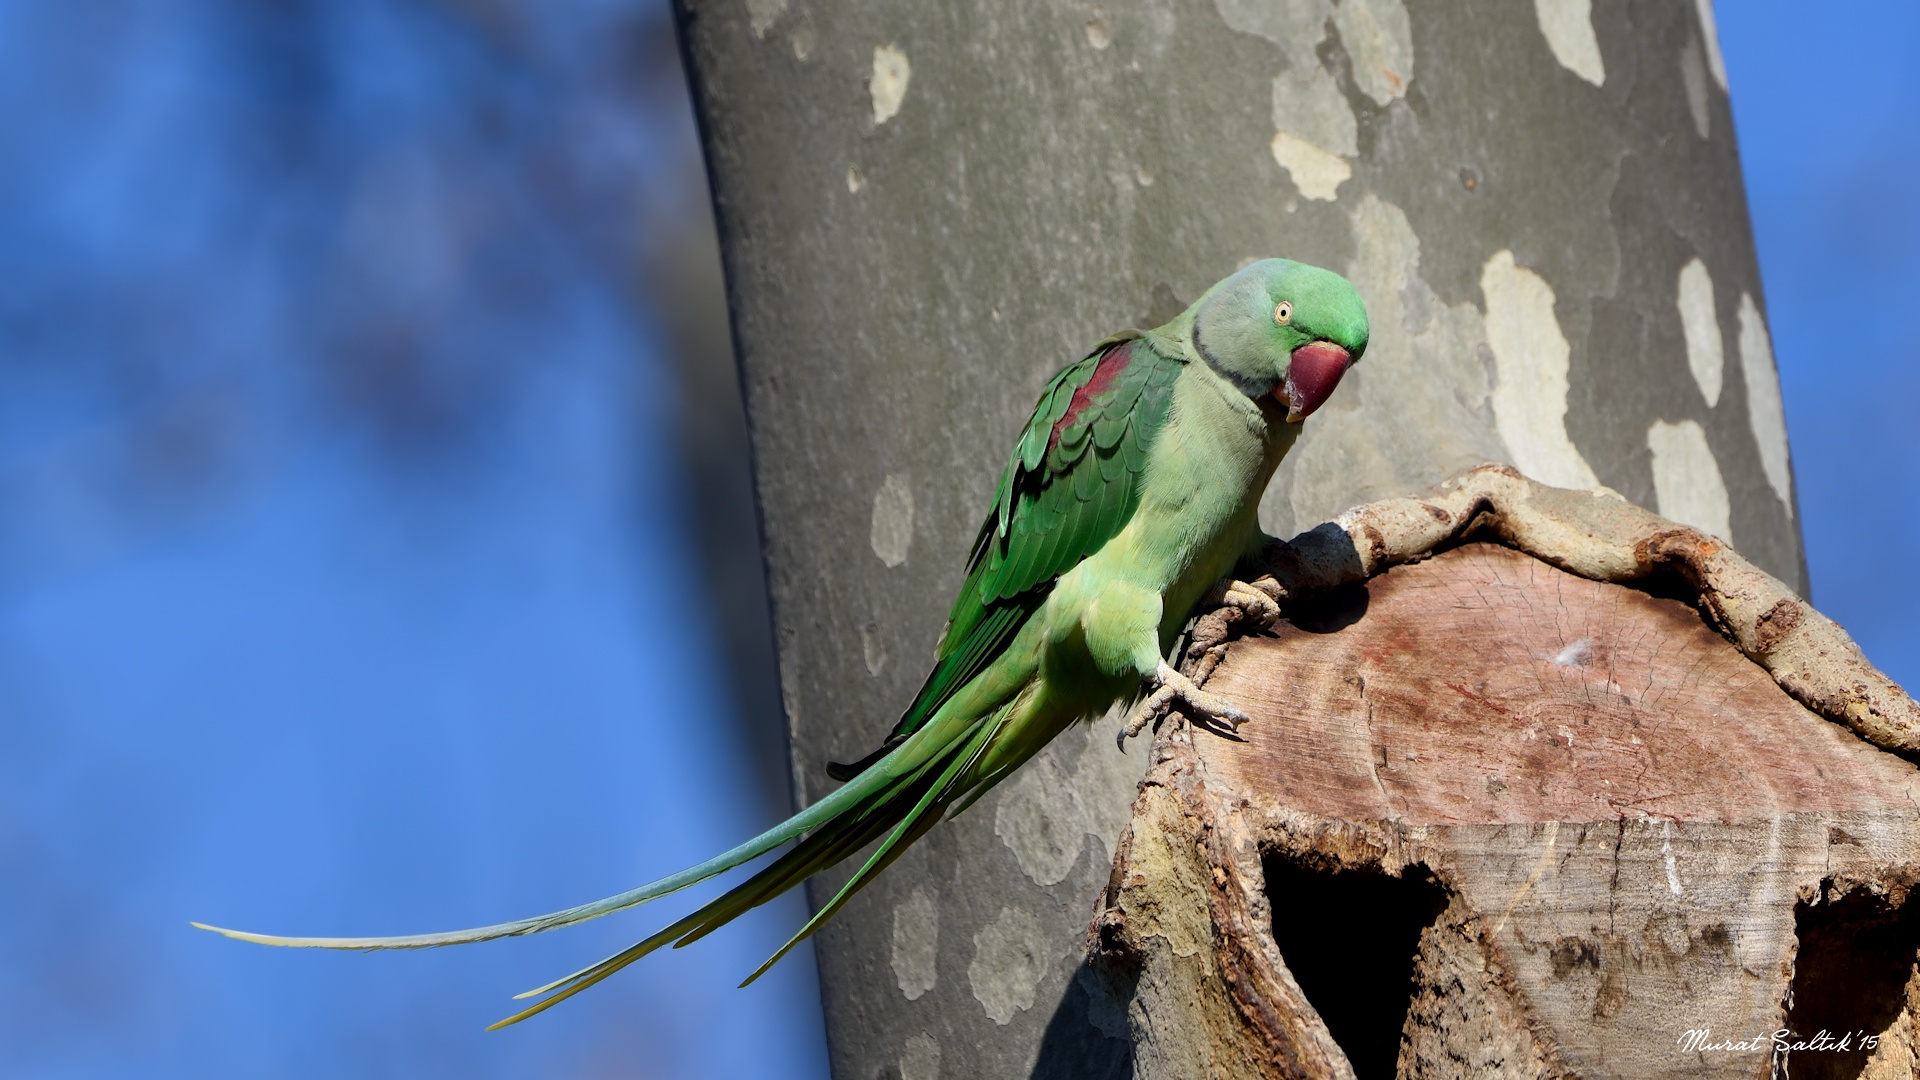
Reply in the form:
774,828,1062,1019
1214,578,1282,629
1118,660,1252,749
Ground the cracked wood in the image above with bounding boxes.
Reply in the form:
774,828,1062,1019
1097,473,1920,1079
1207,544,1920,827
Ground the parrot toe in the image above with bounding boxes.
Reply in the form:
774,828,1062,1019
1118,660,1252,749
1218,578,1282,629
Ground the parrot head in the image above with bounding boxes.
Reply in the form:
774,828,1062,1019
1186,258,1369,422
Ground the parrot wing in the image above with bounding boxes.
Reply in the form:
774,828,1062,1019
828,332,1183,779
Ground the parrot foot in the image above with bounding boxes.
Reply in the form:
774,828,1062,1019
1118,660,1251,749
1213,578,1282,629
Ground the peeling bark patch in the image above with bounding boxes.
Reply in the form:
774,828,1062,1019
862,622,889,676
993,750,1087,886
1073,714,1154,863
1084,14,1112,50
1277,195,1506,532
870,472,914,566
1695,0,1729,90
1647,419,1731,541
1680,36,1711,140
900,1032,941,1080
1480,250,1600,491
892,886,940,1000
969,905,1053,1024
1270,132,1351,202
1213,0,1331,72
869,45,911,126
994,721,1146,885
846,165,865,194
1332,0,1413,106
1533,0,1605,87
745,0,786,39
1738,293,1794,517
1272,64,1358,156
1268,63,1357,202
1677,258,1723,406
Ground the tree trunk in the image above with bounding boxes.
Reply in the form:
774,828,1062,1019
1096,468,1920,1078
673,2,1804,1077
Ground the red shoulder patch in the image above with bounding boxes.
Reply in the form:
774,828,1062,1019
1049,342,1133,451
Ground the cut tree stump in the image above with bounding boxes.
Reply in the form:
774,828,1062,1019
1092,468,1920,1080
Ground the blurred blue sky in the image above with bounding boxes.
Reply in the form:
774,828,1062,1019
0,2,1914,1078
0,2,826,1077
1723,0,1920,691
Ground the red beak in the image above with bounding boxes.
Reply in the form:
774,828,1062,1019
1278,341,1352,422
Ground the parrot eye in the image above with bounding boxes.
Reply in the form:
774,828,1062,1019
1273,301,1292,326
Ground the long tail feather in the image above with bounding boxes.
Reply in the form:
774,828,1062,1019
191,723,944,952
493,789,911,1028
199,664,1057,1033
512,827,877,1003
739,709,1005,985
495,710,1011,1028
485,919,690,1030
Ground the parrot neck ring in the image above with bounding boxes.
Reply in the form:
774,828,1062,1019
1280,340,1352,422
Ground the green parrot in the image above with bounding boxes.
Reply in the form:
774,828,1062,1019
196,258,1369,1029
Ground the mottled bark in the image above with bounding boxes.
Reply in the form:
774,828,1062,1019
673,1,1801,1076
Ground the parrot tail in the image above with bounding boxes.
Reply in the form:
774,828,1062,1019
194,694,1021,1029
483,702,1009,1029
190,700,993,953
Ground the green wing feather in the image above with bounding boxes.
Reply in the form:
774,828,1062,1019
830,334,1183,775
